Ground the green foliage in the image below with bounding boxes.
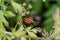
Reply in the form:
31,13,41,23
43,4,57,33
29,0,42,13
43,5,57,17
0,10,7,32
43,5,57,33
4,11,15,17
57,0,60,7
15,0,42,14
0,0,59,40
11,0,23,13
43,17,54,33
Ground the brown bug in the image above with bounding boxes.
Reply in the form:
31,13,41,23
23,16,35,25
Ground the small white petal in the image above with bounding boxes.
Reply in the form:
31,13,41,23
21,13,25,16
26,11,30,14
28,4,32,9
43,0,45,2
23,3,27,6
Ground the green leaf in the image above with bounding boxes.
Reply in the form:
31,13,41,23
44,5,57,17
2,16,9,27
0,10,5,34
11,1,23,13
30,28,39,33
26,26,32,32
18,25,24,31
43,17,54,25
14,25,26,37
15,31,26,37
0,11,9,27
44,23,53,33
0,10,9,27
43,17,54,33
28,32,38,39
4,11,15,17
21,37,26,40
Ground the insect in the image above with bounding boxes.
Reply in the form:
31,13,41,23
23,16,35,25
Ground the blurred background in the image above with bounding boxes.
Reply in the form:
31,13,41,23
0,0,60,40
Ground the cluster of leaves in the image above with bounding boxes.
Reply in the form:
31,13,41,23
0,0,60,40
0,0,42,40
